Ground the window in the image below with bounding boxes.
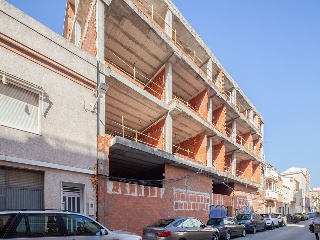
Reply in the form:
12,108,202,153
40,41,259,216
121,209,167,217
0,71,43,134
190,218,203,228
61,214,102,236
0,214,16,238
0,167,44,211
180,219,194,228
225,218,235,225
10,214,61,238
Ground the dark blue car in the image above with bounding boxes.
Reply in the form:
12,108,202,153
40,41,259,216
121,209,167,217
236,213,267,234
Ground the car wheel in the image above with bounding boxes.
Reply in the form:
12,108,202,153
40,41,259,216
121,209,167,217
252,226,256,234
241,229,246,237
263,224,267,231
271,223,274,230
224,231,231,240
212,233,219,240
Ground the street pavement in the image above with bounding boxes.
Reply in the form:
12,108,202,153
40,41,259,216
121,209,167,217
233,220,316,240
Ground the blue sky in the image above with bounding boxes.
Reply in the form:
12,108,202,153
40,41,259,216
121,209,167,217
6,0,320,187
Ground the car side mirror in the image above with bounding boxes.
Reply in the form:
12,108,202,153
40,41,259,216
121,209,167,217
200,224,206,228
100,229,106,236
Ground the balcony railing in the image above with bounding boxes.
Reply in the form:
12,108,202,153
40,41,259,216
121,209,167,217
265,169,279,180
265,190,278,200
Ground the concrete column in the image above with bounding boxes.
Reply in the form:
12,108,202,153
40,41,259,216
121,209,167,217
207,137,213,167
261,123,265,136
207,97,212,122
165,8,173,38
165,114,173,153
96,0,105,63
207,59,212,80
231,152,237,176
165,61,172,104
232,120,237,142
249,109,254,121
96,0,106,136
231,88,236,105
96,0,108,222
260,145,264,159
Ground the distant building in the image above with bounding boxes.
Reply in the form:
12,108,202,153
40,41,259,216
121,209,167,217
281,167,311,213
264,164,279,213
311,188,320,212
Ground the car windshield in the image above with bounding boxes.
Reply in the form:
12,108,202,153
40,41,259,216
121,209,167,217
207,218,223,226
236,214,250,220
261,214,270,218
148,219,175,227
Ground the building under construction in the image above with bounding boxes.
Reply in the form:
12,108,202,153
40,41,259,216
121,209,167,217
63,0,265,233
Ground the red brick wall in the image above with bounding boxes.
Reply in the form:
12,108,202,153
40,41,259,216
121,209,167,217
253,138,261,156
81,4,97,56
174,133,207,166
213,191,264,216
145,69,165,101
252,163,261,184
139,119,165,150
225,123,232,138
98,165,213,235
237,132,253,150
233,184,264,213
214,69,225,92
224,154,232,174
212,142,225,171
66,2,75,40
212,105,226,133
188,90,209,119
236,160,252,181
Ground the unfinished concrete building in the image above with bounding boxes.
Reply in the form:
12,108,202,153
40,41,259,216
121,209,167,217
64,0,265,233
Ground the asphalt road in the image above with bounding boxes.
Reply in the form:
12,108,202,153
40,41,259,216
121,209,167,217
232,220,316,240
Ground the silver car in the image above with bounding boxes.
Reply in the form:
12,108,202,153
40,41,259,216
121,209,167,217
0,210,141,240
142,217,220,240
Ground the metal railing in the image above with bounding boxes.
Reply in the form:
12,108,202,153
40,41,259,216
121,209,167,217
105,50,165,101
106,117,165,150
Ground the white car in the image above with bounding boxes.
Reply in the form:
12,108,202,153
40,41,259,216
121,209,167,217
0,210,142,240
261,213,279,230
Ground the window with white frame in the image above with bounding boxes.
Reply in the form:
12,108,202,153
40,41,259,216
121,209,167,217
0,71,43,134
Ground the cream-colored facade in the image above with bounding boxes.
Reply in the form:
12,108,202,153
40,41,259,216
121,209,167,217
281,167,311,213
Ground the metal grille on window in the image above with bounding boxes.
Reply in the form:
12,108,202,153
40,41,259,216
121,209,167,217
0,167,44,210
62,185,81,213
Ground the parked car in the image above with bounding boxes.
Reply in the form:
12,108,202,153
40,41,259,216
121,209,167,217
0,210,142,240
261,213,279,229
207,217,246,240
292,214,301,223
294,213,305,221
142,217,220,240
274,213,287,227
236,213,266,234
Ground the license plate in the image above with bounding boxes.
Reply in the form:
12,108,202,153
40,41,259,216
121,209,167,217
146,233,154,237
